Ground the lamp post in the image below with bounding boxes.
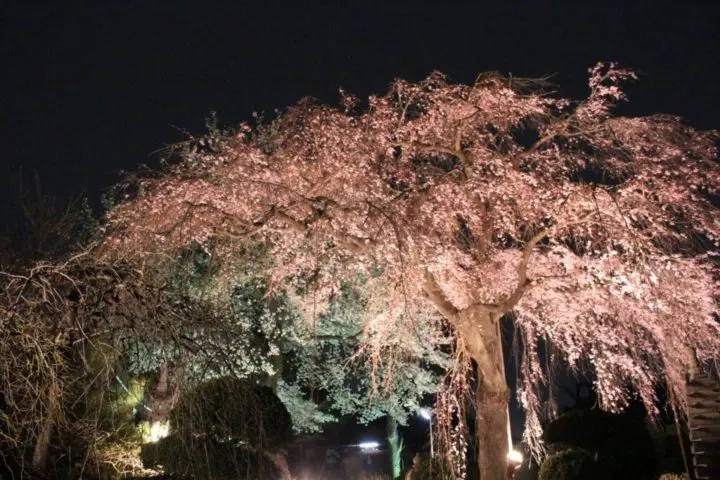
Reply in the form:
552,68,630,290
419,408,434,458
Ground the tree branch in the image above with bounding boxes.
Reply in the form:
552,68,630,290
500,228,549,312
401,139,472,178
421,269,459,320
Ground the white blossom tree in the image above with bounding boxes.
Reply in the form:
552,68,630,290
125,242,449,434
103,63,720,479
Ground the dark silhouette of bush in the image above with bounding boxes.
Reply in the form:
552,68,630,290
141,433,281,479
538,448,597,480
514,453,540,480
141,377,292,479
543,409,658,479
170,376,292,447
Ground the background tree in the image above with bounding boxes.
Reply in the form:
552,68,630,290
125,241,449,433
543,408,658,479
102,63,720,479
0,170,96,268
0,252,182,477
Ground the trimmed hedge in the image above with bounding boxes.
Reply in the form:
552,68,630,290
538,447,597,480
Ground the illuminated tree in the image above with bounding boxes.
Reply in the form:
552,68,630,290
126,244,449,433
103,63,720,479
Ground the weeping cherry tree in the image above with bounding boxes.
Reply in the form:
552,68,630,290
102,63,719,479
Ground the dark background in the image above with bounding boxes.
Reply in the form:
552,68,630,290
2,2,718,209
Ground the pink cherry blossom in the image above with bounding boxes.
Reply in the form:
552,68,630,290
103,63,720,479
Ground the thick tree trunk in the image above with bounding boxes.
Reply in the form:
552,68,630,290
459,312,510,480
422,270,511,480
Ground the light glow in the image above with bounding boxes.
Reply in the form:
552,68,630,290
507,449,523,464
145,421,170,443
419,407,432,420
358,441,380,451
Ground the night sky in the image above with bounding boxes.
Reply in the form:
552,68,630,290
2,3,719,210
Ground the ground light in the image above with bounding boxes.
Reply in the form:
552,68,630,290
358,441,380,452
144,421,170,443
507,449,523,464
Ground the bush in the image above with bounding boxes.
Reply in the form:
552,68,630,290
514,455,540,480
170,376,292,448
142,377,292,479
543,409,658,479
141,433,280,479
538,448,597,480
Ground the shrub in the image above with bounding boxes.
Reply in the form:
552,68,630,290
514,455,540,480
543,409,658,479
141,377,292,479
169,376,292,448
538,448,597,480
141,433,280,479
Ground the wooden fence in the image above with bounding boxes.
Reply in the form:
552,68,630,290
687,375,720,480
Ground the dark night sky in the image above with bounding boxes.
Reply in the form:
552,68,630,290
2,2,719,209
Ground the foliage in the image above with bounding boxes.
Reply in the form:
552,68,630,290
657,474,689,480
0,251,199,477
126,239,449,433
100,62,720,478
282,279,449,428
275,381,337,433
538,447,597,480
0,170,98,268
140,434,281,480
514,457,540,480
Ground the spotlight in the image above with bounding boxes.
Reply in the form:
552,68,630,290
358,441,380,452
146,421,170,443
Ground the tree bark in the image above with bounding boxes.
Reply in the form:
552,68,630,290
32,382,58,473
150,363,178,423
458,311,510,480
387,415,402,479
423,270,511,480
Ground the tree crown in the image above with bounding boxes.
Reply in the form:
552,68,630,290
104,63,720,451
